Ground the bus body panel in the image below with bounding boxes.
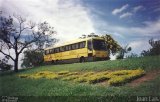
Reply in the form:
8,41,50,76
45,48,88,61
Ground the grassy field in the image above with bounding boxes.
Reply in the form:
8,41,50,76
0,56,160,102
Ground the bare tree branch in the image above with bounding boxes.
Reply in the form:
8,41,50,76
0,49,14,61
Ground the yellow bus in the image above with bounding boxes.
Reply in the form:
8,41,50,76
44,37,110,64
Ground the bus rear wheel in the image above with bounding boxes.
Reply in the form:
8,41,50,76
51,60,55,64
80,57,85,63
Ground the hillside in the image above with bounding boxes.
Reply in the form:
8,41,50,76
0,56,160,102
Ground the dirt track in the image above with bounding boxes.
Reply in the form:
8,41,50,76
128,69,160,87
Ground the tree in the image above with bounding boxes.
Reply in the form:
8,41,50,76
119,45,131,59
126,53,138,58
116,44,132,59
21,50,44,68
101,34,122,55
0,13,56,72
141,39,160,56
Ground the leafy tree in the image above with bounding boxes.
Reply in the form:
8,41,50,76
101,34,122,55
141,39,160,56
0,12,56,72
116,44,132,59
21,50,44,68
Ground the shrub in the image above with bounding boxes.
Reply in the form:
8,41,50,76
62,75,79,81
87,75,109,84
87,71,109,84
18,71,59,79
57,71,69,75
18,74,28,78
18,69,145,86
108,69,145,86
108,76,127,86
74,77,88,83
73,71,109,84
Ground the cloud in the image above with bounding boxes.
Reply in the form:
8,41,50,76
0,0,95,43
128,40,151,54
129,19,160,36
112,5,145,19
133,5,144,13
119,5,144,19
110,40,150,59
112,4,129,15
119,12,132,19
104,18,160,37
0,0,95,67
154,8,160,12
93,17,160,51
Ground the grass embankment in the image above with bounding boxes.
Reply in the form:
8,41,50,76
0,56,160,101
19,55,160,73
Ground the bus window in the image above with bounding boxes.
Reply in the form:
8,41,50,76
45,50,50,55
87,40,92,51
71,44,76,50
68,45,71,50
60,46,64,52
55,48,60,53
65,45,69,51
75,43,79,49
80,41,85,48
49,49,52,54
52,49,55,53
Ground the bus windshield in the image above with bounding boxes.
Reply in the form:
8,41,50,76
93,39,106,50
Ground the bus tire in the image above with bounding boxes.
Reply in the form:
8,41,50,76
80,57,85,63
105,57,110,60
51,60,55,64
55,60,58,64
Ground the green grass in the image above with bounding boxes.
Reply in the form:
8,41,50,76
0,56,160,102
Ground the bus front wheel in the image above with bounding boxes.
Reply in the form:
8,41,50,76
80,57,85,63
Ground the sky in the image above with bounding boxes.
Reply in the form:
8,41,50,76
0,0,160,67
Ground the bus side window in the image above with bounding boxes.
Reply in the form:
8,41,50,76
55,48,59,53
82,41,86,48
46,50,49,55
88,40,92,50
63,46,65,51
65,45,69,51
75,43,79,49
52,49,55,53
57,48,60,53
60,46,64,52
80,41,85,48
49,49,52,54
79,42,82,48
71,44,76,50
68,45,71,50
54,48,57,53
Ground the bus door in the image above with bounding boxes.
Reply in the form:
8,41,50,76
87,40,93,57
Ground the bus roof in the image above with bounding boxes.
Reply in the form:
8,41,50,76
44,37,104,50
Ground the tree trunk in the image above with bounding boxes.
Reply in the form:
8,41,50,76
14,55,19,72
